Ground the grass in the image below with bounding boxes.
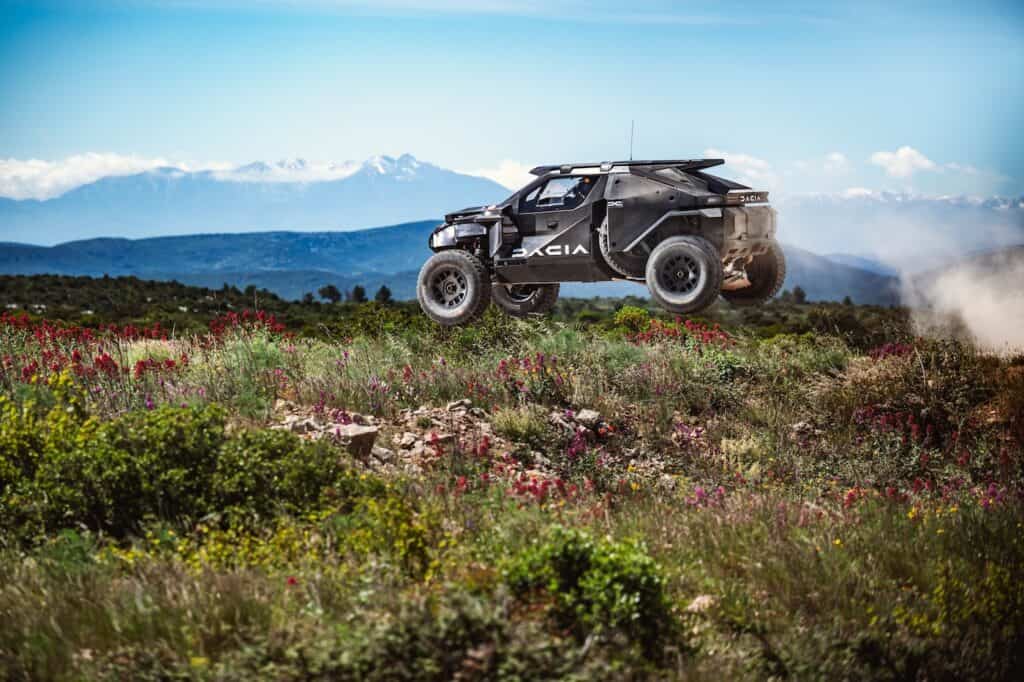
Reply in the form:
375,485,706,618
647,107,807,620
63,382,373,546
0,303,1021,680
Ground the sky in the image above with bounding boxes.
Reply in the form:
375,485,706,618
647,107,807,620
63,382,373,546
1,0,1023,198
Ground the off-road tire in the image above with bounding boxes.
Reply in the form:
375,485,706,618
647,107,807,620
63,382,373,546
598,217,646,279
492,283,560,318
645,235,723,315
722,240,787,307
417,250,491,326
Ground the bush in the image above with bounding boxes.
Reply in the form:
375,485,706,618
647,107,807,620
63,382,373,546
613,305,650,333
504,525,676,657
0,399,370,544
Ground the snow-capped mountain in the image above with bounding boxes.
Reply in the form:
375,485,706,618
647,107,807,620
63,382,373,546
0,155,1020,275
775,191,1023,272
0,154,508,245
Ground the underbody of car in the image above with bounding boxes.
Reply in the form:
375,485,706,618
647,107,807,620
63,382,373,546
418,159,785,325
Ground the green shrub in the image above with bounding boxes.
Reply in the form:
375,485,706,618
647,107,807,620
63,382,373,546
613,305,650,333
213,429,364,517
504,525,676,657
492,405,552,450
0,401,371,544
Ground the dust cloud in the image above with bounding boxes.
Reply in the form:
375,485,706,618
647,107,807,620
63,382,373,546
901,247,1024,354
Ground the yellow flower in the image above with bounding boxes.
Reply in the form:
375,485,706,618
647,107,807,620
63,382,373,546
190,657,209,667
833,538,842,547
907,507,919,520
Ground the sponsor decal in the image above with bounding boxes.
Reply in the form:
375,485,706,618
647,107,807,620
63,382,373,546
511,243,590,258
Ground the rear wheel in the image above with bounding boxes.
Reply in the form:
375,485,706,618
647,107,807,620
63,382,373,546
492,283,560,318
722,240,786,306
645,235,723,314
417,250,490,326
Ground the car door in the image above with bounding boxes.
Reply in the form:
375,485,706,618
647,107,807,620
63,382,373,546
516,175,597,237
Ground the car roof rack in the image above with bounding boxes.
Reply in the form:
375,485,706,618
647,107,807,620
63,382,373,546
528,158,724,176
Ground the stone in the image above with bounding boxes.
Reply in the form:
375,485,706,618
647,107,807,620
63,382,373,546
398,432,418,449
686,595,715,613
274,399,296,413
469,407,486,418
432,432,455,443
334,424,379,457
371,445,395,463
288,417,321,435
790,421,820,437
575,409,601,428
447,399,472,411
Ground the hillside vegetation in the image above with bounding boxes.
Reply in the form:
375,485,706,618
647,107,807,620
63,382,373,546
0,298,1021,680
0,221,903,304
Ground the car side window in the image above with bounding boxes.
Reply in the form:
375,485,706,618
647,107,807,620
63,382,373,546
520,176,596,212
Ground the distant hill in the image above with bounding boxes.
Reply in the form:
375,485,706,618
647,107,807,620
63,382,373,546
823,253,899,277
0,154,509,244
0,222,901,304
777,192,1023,272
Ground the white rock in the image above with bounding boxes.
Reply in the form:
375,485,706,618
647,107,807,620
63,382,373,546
686,595,716,613
575,409,601,428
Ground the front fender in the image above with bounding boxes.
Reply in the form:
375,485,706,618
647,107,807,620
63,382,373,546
429,222,489,250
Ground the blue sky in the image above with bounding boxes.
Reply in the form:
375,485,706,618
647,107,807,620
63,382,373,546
1,0,1022,197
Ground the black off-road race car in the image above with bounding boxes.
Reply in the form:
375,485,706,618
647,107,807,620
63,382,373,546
417,158,784,325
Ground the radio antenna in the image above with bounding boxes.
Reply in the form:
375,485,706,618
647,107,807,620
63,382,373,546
629,120,635,160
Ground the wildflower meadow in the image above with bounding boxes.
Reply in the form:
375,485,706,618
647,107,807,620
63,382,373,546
0,300,1021,680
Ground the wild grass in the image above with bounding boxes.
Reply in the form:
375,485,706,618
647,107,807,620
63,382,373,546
0,306,1021,680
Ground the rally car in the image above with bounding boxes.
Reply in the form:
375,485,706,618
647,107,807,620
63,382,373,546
417,158,784,325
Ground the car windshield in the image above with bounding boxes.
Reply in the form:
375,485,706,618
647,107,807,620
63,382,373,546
537,177,580,204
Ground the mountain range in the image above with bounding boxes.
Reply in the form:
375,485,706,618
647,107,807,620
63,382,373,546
1,153,1021,304
0,155,509,244
0,221,901,304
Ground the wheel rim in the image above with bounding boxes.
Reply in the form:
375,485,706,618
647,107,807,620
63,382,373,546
657,253,702,295
429,267,468,308
504,285,537,303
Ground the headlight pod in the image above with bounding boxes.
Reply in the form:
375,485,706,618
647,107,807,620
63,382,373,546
430,225,457,248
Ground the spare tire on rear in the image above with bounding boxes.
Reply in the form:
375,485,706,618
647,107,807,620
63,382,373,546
492,283,560,318
417,250,491,326
722,240,787,307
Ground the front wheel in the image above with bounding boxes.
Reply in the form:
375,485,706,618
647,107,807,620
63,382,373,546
492,283,560,318
645,235,723,314
417,250,491,326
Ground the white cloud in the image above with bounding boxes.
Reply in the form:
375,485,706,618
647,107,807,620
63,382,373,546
870,146,936,178
704,148,777,188
464,160,534,191
0,154,403,199
823,152,849,173
0,153,179,200
841,186,874,198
